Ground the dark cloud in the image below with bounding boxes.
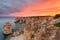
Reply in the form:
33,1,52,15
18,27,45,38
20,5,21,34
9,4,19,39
0,0,46,15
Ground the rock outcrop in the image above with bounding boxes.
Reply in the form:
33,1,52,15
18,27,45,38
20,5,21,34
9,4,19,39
3,22,13,34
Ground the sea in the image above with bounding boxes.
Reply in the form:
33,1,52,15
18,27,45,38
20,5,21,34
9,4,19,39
0,17,21,40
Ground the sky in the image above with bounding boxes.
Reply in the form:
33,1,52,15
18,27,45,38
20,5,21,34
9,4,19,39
0,0,60,17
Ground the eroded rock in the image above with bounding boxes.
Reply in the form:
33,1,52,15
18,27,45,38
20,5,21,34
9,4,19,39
3,22,13,34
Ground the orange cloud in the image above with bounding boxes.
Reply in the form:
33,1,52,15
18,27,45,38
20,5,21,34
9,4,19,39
10,0,60,17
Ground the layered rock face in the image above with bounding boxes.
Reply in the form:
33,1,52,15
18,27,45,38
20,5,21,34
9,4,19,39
24,16,57,40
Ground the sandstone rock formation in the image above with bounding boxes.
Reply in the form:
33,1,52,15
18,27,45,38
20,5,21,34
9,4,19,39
3,22,13,34
24,16,57,40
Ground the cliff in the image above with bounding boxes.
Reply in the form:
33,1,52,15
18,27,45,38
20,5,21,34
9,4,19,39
24,16,57,40
3,16,60,40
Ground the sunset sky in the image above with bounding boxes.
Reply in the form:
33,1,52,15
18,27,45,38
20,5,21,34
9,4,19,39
0,0,60,17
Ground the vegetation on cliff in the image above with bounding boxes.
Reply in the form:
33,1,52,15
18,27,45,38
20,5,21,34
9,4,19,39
54,14,60,27
54,22,60,27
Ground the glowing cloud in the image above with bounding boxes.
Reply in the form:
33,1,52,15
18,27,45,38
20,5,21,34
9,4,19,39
0,0,60,16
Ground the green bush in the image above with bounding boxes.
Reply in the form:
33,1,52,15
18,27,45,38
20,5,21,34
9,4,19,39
54,14,60,19
54,22,60,27
4,35,11,40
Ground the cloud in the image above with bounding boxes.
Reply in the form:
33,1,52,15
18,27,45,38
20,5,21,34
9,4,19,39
0,0,46,15
9,0,60,16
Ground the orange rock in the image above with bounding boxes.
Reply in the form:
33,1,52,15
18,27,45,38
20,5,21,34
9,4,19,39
3,22,13,34
15,17,20,23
